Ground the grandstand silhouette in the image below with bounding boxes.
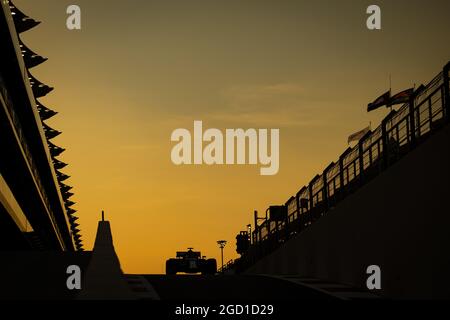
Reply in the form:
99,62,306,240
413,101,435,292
227,61,450,273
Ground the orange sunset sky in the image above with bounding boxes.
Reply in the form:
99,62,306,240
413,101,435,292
14,0,450,273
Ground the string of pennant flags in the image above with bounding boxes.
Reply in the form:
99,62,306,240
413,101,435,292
348,85,426,144
367,87,416,112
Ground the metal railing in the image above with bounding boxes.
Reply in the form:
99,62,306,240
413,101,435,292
0,76,66,249
232,62,450,273
217,259,235,273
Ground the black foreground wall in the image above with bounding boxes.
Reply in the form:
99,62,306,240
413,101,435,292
246,124,450,299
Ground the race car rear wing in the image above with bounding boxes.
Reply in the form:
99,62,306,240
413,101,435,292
176,251,201,258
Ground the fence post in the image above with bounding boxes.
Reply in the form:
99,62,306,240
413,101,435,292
358,130,371,185
381,116,388,168
381,110,397,169
253,210,258,243
285,197,293,240
338,156,345,196
308,175,320,221
308,183,314,223
322,162,335,213
297,186,307,231
443,62,450,122
408,100,416,146
339,147,351,198
295,192,300,221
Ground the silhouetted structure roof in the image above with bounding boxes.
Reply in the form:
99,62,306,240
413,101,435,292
42,121,61,140
53,158,68,170
48,141,65,157
19,38,47,68
28,72,53,98
65,200,76,208
56,170,70,182
36,101,58,120
62,191,74,200
0,1,82,250
59,182,73,194
9,1,40,33
69,215,79,223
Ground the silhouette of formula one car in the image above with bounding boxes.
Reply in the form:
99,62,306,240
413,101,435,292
166,248,217,275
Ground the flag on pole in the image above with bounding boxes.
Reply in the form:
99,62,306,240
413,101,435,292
367,90,390,112
389,88,414,105
348,126,371,144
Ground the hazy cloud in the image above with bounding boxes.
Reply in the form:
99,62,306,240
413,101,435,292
214,83,325,127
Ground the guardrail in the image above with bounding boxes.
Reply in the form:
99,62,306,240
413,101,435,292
217,259,235,273
232,61,450,273
0,75,66,249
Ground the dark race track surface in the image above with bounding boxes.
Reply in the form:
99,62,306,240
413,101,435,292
143,274,337,300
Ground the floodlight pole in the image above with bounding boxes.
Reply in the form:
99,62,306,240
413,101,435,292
217,240,227,273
